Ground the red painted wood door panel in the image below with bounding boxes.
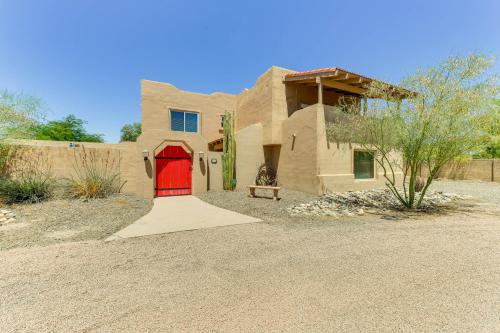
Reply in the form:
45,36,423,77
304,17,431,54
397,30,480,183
155,146,192,196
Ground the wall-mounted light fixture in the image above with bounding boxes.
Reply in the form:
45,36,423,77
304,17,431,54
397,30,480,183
142,149,149,161
198,151,205,161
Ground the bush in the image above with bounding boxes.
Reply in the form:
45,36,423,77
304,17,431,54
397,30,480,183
0,177,54,204
0,142,16,179
65,147,124,199
0,147,54,204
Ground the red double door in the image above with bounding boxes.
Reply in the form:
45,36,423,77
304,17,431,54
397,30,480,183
155,145,192,196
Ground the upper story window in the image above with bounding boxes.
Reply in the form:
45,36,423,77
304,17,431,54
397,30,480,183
170,110,199,133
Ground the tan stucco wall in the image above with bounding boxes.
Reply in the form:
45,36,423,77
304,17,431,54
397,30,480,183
135,130,209,198
420,159,499,182
10,140,140,194
207,151,223,190
235,66,296,145
235,68,273,143
277,104,403,194
234,123,265,188
141,80,235,143
317,105,403,192
138,79,236,198
278,104,321,194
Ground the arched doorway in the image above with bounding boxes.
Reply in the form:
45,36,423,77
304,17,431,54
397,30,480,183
155,145,192,196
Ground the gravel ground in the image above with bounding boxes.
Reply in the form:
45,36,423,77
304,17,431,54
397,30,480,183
198,180,498,223
0,194,152,250
431,179,500,204
197,187,320,222
0,181,499,332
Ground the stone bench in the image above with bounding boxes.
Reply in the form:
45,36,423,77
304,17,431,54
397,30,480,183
248,185,281,200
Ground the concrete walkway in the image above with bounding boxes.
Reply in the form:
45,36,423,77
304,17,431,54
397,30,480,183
106,196,261,241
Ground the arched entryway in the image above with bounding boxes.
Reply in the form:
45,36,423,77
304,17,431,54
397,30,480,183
155,145,192,196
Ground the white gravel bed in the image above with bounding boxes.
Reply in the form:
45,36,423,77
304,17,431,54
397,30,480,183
286,188,466,217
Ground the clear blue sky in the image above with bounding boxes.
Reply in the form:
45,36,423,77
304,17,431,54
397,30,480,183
1,0,499,142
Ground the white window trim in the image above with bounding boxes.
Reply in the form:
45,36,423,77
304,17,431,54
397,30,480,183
169,109,200,133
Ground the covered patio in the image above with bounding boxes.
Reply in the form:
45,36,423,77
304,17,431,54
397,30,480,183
283,67,411,115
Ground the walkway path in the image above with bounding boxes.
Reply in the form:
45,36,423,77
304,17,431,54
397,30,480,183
106,195,261,240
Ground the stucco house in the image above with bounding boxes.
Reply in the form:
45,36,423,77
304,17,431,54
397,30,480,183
133,66,404,198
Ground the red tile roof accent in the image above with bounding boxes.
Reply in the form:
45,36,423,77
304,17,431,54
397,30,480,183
285,67,339,78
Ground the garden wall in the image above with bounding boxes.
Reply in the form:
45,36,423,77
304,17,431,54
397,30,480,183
10,139,139,193
420,159,499,182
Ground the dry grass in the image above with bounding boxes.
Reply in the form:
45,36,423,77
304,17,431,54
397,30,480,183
0,147,54,204
65,147,124,199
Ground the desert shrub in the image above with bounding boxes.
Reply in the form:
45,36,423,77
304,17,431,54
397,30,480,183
0,142,16,179
65,147,124,199
255,163,277,186
0,147,55,204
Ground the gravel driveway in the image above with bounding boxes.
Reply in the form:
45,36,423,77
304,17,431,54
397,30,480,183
0,194,152,250
0,181,499,332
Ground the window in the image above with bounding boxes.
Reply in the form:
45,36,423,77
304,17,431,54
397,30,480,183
219,114,225,129
354,151,374,179
170,110,198,133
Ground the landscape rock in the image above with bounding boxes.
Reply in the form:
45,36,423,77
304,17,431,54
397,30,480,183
286,188,465,217
0,208,17,225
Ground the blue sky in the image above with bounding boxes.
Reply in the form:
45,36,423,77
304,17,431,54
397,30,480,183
1,0,499,142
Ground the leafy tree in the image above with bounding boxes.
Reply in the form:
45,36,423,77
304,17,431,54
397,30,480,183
474,99,500,158
0,90,43,140
326,54,499,209
120,122,142,142
32,114,104,142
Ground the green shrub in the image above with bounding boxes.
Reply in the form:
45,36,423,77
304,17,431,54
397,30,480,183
0,147,54,204
65,147,124,199
0,176,54,204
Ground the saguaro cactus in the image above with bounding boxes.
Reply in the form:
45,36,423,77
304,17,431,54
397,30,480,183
221,111,236,190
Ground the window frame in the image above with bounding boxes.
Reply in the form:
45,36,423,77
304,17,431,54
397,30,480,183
353,149,376,180
169,109,200,133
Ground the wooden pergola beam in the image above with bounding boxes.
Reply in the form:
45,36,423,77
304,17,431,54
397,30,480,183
321,78,366,95
284,70,341,82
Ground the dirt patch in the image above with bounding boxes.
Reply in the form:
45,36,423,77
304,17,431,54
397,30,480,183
0,194,152,251
0,201,499,332
197,188,320,222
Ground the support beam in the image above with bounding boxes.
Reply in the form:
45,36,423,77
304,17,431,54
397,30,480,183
316,77,323,104
321,78,366,95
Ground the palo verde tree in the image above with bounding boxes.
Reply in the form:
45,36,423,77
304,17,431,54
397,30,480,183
0,90,44,178
0,90,43,140
326,54,499,209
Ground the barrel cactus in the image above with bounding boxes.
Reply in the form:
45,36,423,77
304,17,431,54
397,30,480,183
222,111,236,190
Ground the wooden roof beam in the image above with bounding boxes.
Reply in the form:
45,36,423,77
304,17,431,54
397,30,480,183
321,78,366,95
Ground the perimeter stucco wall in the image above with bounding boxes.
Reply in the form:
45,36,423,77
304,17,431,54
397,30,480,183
420,159,499,182
141,80,236,143
234,123,265,189
10,140,140,194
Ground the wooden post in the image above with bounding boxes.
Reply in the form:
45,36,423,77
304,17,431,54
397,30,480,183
316,77,323,104
492,159,495,182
